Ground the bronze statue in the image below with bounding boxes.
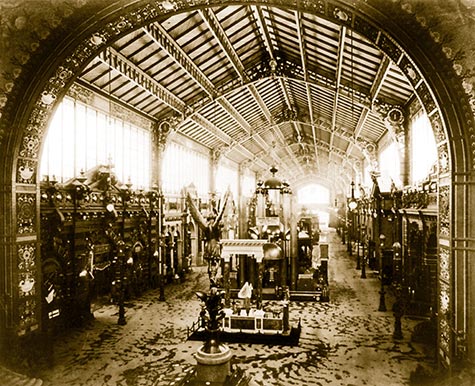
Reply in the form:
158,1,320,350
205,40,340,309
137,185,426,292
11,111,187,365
186,189,231,287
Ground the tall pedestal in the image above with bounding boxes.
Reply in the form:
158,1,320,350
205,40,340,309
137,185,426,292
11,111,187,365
195,343,232,383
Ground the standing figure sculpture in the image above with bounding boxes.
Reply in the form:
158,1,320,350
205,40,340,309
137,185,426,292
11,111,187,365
186,189,231,287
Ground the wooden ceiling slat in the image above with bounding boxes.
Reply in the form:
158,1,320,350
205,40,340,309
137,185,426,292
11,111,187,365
77,5,417,190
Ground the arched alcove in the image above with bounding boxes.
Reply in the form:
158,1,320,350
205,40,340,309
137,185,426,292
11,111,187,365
0,0,474,369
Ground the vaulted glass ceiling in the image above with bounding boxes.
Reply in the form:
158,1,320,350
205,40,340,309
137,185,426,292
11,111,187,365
77,4,415,194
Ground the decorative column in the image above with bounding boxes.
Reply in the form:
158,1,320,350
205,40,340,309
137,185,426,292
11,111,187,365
116,241,127,326
158,192,165,301
151,117,178,189
152,118,177,298
289,194,299,291
222,253,231,308
378,234,387,312
281,181,292,289
255,254,264,310
361,228,367,279
392,241,403,339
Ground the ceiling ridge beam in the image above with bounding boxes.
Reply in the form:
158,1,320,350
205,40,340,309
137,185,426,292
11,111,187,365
295,11,308,79
306,83,320,170
99,48,186,113
354,108,370,139
370,56,391,104
251,5,275,60
196,7,290,173
199,8,247,81
143,24,216,99
295,10,319,171
102,46,259,160
330,25,347,151
144,24,261,142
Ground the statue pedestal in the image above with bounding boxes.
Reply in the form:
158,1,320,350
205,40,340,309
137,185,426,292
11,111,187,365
195,343,232,383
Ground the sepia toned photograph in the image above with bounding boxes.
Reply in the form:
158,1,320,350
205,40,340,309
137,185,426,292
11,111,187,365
0,0,474,385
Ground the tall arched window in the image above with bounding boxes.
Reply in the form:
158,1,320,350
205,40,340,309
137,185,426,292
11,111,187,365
40,97,151,188
162,142,209,195
379,142,401,191
411,110,437,184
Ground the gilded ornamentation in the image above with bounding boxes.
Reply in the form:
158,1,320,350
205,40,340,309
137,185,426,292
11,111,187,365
152,117,179,150
438,142,449,175
353,15,379,43
439,317,450,353
377,34,401,63
439,246,450,282
17,242,38,332
439,185,450,237
301,0,325,15
19,274,35,296
67,83,93,105
18,159,36,184
371,100,391,119
401,189,429,209
330,5,352,24
399,55,421,86
18,243,35,271
17,193,36,234
17,298,38,336
20,133,40,159
416,81,436,113
430,111,446,144
439,279,450,316
210,148,222,167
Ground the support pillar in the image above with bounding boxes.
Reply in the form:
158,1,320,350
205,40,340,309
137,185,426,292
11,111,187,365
223,255,231,308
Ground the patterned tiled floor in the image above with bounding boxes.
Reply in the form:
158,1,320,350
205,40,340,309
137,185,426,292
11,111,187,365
34,230,436,386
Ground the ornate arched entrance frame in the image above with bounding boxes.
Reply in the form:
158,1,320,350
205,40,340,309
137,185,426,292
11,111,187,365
0,0,474,369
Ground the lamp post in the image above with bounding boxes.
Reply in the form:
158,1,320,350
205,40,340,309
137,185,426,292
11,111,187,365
392,241,403,339
348,181,357,258
361,229,366,279
157,190,165,301
392,284,403,340
356,212,361,270
117,240,127,325
223,254,231,308
255,253,264,310
378,234,387,312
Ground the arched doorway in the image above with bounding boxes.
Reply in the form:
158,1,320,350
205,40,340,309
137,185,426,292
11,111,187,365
0,0,473,371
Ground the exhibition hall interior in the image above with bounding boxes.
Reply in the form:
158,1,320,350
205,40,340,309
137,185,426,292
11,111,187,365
0,0,475,385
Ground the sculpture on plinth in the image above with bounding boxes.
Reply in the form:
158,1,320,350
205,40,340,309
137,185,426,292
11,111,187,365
186,189,231,288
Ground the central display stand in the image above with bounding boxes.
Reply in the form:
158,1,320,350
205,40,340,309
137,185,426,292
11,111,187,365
222,308,286,334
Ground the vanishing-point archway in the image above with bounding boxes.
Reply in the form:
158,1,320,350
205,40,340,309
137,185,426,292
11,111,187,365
0,0,474,370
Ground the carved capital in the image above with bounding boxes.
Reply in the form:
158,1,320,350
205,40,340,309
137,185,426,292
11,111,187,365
152,117,180,150
210,148,222,167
